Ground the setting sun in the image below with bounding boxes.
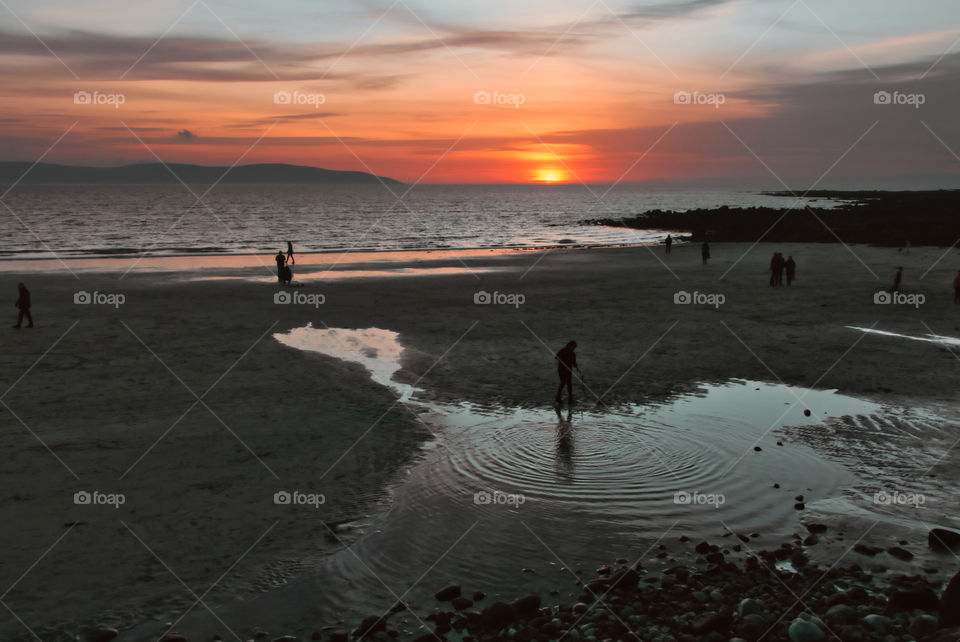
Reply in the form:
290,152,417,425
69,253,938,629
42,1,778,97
533,168,568,183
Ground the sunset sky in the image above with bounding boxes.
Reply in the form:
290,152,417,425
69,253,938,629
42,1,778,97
1,0,958,185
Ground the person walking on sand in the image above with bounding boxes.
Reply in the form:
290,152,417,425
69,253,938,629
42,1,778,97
665,234,672,255
555,340,579,406
785,255,796,286
286,241,295,265
701,241,710,265
891,266,903,293
13,282,33,329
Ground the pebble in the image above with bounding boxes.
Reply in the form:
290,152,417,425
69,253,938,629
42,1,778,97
482,601,517,628
511,594,541,617
434,584,461,601
886,546,913,560
886,583,939,614
909,614,938,637
863,614,889,633
788,617,825,641
451,596,473,610
824,603,855,625
929,528,960,551
940,568,960,627
737,598,764,618
87,629,119,642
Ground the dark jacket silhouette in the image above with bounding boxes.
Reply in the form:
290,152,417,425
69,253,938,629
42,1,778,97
785,256,796,285
14,283,33,328
555,341,578,404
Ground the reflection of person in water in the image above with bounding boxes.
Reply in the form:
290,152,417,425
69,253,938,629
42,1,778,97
554,406,574,479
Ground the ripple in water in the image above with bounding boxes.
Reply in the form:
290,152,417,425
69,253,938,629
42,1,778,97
267,325,875,623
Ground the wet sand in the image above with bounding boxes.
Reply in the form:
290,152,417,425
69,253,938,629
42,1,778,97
1,242,958,640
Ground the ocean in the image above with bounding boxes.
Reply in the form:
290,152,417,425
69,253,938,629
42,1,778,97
0,183,833,259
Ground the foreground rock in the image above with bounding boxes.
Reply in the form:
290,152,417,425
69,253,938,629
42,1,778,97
326,535,959,641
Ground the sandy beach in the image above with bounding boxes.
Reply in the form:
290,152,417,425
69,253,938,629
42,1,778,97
1,241,959,641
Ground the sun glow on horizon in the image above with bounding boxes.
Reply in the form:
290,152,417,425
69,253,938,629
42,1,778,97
532,168,569,183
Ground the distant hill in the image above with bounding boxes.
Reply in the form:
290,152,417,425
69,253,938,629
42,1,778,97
0,162,401,185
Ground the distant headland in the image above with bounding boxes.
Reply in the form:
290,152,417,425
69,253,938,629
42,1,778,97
585,190,960,247
0,162,402,185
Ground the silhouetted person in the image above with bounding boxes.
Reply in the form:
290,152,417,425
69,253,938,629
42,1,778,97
286,241,295,265
664,234,672,255
776,253,786,285
891,266,903,293
785,256,796,286
555,340,579,405
281,264,293,285
14,282,33,329
701,241,710,265
769,252,782,286
954,270,960,304
275,250,286,282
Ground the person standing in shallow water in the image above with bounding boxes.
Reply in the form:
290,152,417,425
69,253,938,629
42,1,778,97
664,234,672,255
555,340,579,406
14,282,33,328
701,241,710,265
785,255,796,286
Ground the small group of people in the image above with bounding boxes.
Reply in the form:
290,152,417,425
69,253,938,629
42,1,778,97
661,236,712,265
769,252,797,286
275,241,296,285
